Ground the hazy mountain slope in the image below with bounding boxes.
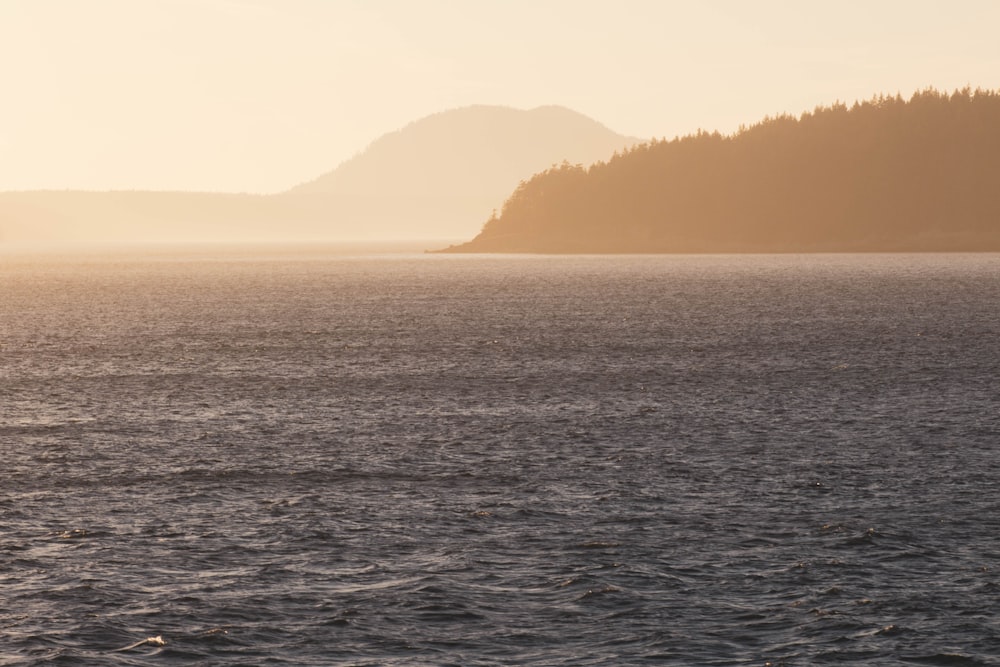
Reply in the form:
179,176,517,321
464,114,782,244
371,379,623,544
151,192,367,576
289,105,640,199
442,88,1000,253
0,191,285,244
0,106,639,244
275,105,642,239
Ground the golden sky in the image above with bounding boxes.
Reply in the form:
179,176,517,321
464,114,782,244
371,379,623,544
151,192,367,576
2,0,998,193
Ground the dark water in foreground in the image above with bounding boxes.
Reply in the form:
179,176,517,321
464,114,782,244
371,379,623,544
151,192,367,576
2,249,999,666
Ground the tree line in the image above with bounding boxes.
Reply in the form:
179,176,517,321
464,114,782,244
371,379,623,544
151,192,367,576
445,88,1000,252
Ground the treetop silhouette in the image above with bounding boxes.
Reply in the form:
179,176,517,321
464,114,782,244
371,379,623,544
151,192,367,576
442,88,1000,253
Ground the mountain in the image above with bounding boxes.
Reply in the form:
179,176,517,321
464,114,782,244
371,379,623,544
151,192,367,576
440,88,1000,253
291,105,639,199
274,105,641,239
0,106,639,245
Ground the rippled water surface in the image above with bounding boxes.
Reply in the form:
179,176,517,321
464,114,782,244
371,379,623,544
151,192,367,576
2,248,999,665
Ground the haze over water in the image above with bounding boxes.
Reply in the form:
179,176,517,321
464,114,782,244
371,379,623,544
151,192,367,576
3,249,998,665
4,2,1000,664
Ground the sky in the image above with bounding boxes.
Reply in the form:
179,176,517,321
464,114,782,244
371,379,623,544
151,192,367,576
2,0,999,194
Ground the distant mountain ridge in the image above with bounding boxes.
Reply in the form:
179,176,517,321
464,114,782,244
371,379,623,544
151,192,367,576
0,105,640,244
442,88,1000,253
290,105,640,200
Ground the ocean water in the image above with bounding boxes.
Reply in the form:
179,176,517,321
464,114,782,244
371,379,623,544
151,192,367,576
2,248,999,666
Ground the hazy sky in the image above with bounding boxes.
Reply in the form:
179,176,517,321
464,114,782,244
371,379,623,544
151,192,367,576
3,0,999,193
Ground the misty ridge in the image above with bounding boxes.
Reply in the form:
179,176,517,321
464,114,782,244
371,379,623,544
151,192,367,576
4,88,1000,251
443,88,1000,253
0,106,637,245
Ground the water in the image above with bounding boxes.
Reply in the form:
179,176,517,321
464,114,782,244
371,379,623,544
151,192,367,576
2,248,999,665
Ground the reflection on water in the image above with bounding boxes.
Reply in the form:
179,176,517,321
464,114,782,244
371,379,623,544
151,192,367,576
2,250,999,665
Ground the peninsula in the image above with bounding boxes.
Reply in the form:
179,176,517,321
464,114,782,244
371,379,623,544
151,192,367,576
440,88,1000,253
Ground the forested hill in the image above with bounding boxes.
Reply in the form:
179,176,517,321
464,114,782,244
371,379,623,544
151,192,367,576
440,88,1000,253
